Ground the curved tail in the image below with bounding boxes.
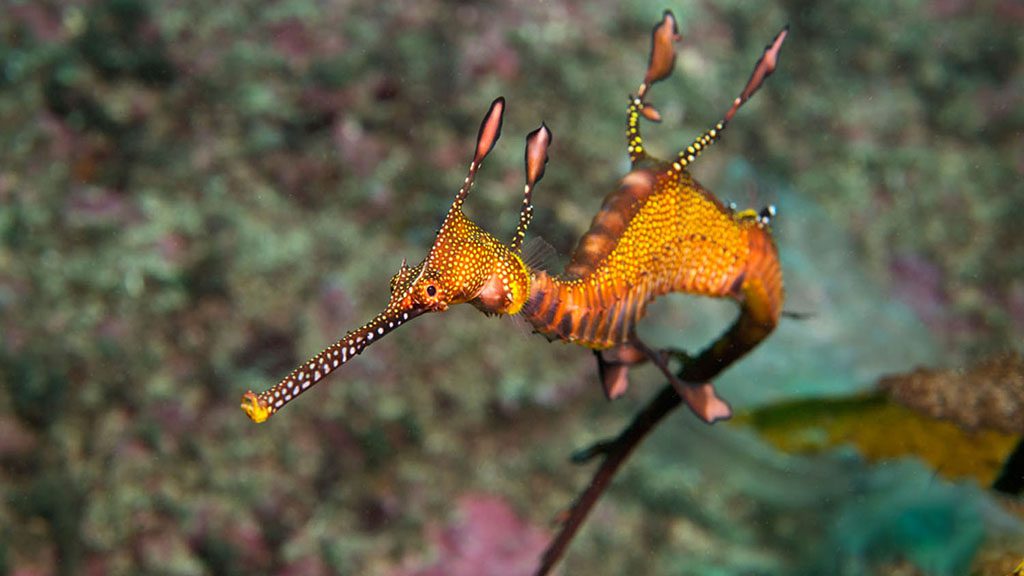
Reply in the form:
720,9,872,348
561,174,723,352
685,223,782,382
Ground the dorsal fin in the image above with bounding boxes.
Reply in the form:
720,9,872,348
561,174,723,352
522,236,559,273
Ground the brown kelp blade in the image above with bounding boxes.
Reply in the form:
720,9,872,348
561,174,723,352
643,10,679,88
241,308,425,423
525,122,552,187
453,97,506,209
672,25,789,170
724,26,788,123
475,96,505,165
511,123,552,252
639,105,662,123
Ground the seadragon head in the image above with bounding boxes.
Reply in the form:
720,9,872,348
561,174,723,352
241,98,551,423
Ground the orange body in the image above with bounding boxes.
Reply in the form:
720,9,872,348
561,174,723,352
524,165,782,350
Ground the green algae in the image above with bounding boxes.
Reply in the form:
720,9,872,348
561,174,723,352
737,393,1020,486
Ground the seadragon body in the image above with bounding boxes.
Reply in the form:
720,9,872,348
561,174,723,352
241,11,787,425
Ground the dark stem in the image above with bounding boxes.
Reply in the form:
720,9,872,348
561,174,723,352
992,436,1024,495
535,269,777,573
534,383,680,575
535,324,753,574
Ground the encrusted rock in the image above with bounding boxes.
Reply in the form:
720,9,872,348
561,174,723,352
879,353,1024,434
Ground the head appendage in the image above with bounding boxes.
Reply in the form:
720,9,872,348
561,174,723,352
627,10,679,164
672,26,788,172
510,123,552,253
451,97,505,212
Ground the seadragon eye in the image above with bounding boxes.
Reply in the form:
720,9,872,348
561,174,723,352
426,285,437,297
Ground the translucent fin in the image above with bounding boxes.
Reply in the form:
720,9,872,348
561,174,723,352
508,312,538,339
522,236,560,273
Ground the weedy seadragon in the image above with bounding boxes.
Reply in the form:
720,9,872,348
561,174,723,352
241,11,787,429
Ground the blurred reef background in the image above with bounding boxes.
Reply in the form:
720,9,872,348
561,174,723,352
1,0,1023,574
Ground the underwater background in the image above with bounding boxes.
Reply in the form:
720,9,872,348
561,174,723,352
2,0,1023,574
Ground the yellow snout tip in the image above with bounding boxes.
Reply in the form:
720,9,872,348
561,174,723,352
241,391,271,423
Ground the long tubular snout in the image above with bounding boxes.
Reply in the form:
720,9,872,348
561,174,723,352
241,307,425,423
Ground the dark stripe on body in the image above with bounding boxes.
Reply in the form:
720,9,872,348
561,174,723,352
565,170,658,280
